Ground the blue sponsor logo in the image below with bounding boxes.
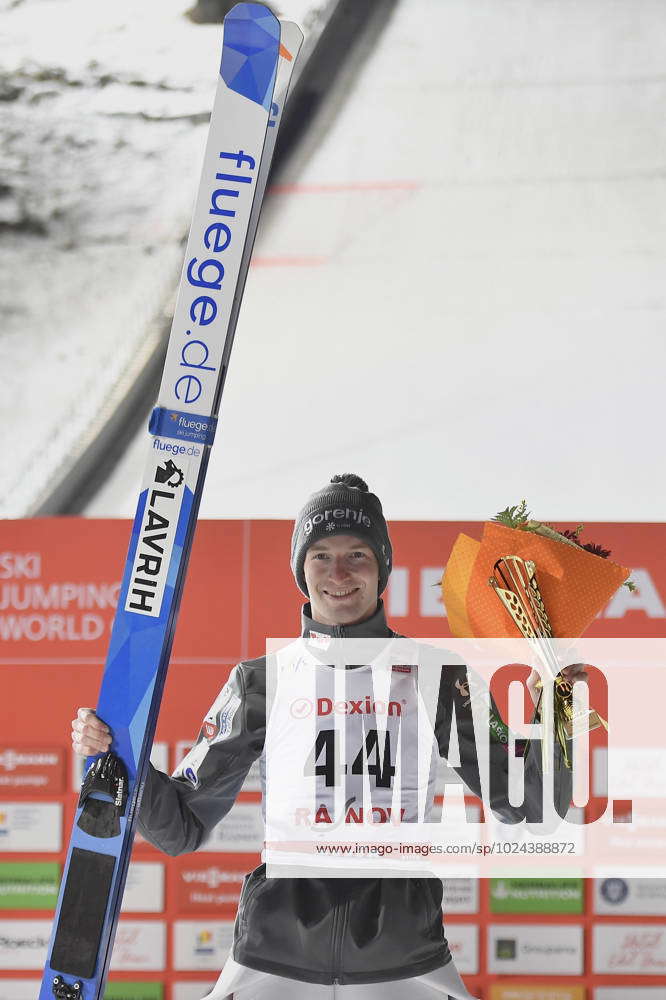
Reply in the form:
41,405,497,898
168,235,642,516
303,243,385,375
152,438,202,458
150,406,214,446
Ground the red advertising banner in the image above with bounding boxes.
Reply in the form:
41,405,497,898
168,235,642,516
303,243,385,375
0,749,65,795
173,853,260,916
0,518,665,997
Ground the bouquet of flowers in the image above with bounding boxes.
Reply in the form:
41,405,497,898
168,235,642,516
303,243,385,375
442,501,632,766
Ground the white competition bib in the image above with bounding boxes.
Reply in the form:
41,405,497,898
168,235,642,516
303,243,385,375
265,638,439,840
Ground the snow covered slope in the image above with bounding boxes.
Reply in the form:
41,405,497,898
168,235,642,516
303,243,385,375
3,0,665,521
0,0,336,516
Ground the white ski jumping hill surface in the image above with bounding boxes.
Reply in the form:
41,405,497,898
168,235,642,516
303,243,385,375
4,0,665,521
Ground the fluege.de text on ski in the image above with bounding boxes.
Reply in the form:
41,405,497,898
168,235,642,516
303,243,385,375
175,149,256,407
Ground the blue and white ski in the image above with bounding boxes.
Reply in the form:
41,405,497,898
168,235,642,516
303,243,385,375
40,7,302,1000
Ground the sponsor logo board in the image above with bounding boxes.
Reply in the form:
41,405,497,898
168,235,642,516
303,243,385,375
173,920,235,971
199,802,263,853
489,987,585,1000
0,862,59,909
175,854,257,913
606,747,666,799
490,878,584,914
0,803,61,852
441,878,479,913
593,923,666,974
0,919,51,968
120,862,165,913
0,747,64,792
104,983,164,1000
589,799,666,865
594,877,666,915
446,923,478,974
171,983,216,1000
488,924,584,975
0,980,41,999
109,921,166,971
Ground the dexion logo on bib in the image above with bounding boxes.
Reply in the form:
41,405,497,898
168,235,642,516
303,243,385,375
125,460,186,617
317,696,402,717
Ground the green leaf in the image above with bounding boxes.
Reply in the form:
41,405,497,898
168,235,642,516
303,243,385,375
492,499,530,529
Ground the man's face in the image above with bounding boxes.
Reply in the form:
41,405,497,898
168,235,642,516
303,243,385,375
304,534,379,627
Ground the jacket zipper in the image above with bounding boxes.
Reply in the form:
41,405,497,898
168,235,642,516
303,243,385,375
238,868,265,934
329,890,341,982
332,621,365,983
331,891,350,983
331,622,345,985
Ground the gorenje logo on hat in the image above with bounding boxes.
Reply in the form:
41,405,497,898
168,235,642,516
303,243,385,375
303,507,372,534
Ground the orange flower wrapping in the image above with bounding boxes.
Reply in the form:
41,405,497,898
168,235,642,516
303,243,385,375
443,521,630,639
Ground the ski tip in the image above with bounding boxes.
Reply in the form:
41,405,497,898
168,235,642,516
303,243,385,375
278,21,304,64
220,3,280,110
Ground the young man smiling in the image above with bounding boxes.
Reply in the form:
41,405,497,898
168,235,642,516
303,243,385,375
72,473,574,999
304,533,379,624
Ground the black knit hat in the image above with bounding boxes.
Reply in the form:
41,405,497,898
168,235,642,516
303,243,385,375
290,474,392,597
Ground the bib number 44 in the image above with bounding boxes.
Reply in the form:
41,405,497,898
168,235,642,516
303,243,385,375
304,728,396,789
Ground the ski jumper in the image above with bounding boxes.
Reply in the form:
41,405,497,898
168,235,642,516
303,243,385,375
138,601,572,991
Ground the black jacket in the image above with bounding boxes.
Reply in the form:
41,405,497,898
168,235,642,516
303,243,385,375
138,601,571,984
